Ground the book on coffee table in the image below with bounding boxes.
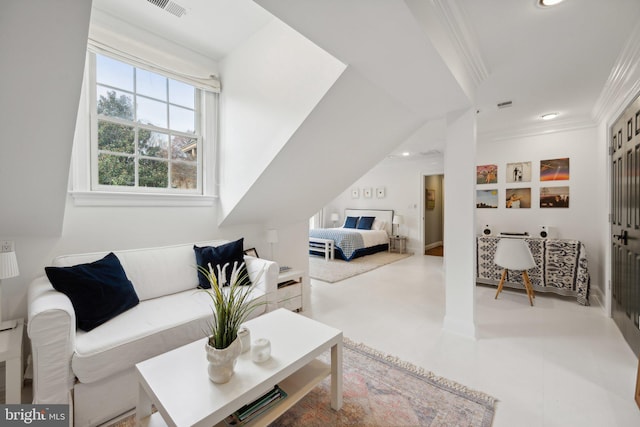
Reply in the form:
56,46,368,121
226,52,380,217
224,385,288,426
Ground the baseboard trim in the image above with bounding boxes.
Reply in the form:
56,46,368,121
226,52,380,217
589,285,605,313
425,241,443,251
442,315,476,339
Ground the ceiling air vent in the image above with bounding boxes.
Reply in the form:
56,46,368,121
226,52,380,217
146,0,187,18
497,101,513,109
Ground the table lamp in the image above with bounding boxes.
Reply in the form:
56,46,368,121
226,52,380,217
330,213,340,227
392,215,404,237
0,242,19,331
266,229,278,260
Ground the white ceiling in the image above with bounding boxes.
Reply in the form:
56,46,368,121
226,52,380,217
92,0,273,60
465,0,640,139
93,0,640,155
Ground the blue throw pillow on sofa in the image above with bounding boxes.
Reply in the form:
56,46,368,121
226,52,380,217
45,252,139,332
194,238,252,288
357,216,375,230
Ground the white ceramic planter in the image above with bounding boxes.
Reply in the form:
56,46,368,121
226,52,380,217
205,337,242,384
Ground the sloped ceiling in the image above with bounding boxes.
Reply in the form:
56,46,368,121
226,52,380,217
0,0,92,237
256,0,471,119
220,67,428,226
218,0,472,225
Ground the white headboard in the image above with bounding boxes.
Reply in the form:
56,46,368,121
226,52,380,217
344,209,394,235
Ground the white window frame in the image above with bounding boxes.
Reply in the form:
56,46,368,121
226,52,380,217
70,51,217,207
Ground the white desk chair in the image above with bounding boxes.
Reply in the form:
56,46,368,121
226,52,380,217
494,238,536,306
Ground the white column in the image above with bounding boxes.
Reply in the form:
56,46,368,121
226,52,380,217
443,108,477,338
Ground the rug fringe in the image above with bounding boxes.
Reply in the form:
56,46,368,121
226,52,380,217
343,337,498,407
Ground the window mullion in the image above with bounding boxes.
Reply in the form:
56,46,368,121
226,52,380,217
89,51,205,196
166,77,171,189
133,66,140,188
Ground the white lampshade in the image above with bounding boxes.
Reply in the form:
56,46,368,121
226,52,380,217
330,213,340,222
392,215,404,225
0,251,19,280
266,229,279,244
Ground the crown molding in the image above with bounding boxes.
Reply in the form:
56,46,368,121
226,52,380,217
592,21,640,124
478,118,596,143
431,0,490,87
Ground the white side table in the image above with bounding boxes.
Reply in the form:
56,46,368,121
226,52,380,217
0,319,23,403
389,236,407,254
277,269,304,312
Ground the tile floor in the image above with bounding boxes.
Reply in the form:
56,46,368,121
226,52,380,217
304,254,640,427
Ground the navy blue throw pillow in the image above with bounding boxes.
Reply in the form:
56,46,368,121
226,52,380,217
344,216,359,229
45,252,139,332
357,216,375,230
194,238,252,288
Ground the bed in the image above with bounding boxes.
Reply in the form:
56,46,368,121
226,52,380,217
309,209,393,261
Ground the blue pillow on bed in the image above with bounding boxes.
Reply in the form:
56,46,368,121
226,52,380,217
357,216,375,230
344,216,359,228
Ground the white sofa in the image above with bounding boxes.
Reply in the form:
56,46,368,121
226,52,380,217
27,240,278,427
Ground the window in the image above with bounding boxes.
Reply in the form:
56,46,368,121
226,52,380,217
91,53,203,194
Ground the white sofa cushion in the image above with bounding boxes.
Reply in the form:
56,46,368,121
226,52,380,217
51,240,228,301
72,286,266,384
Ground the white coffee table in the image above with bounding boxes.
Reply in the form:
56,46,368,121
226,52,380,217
136,309,343,426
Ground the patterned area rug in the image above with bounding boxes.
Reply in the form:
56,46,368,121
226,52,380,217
108,338,496,427
309,251,412,283
272,338,496,426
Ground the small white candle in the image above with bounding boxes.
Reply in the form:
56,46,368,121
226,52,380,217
238,327,251,354
251,338,271,363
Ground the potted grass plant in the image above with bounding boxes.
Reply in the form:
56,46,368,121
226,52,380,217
199,260,265,383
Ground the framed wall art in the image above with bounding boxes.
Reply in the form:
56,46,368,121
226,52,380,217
506,161,532,183
376,187,385,198
540,186,570,208
351,188,359,199
426,189,436,209
363,187,372,198
243,248,259,258
476,164,498,184
476,189,498,209
540,157,570,181
505,188,531,208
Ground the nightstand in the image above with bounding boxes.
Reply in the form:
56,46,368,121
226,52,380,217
0,319,23,403
389,236,407,254
277,269,304,312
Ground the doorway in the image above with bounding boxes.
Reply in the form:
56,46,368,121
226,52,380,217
423,174,444,256
610,95,640,356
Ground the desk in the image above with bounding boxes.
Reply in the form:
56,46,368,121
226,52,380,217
0,319,23,403
476,236,590,305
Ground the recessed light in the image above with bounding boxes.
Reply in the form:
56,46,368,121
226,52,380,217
402,152,410,157
541,112,559,120
538,0,565,7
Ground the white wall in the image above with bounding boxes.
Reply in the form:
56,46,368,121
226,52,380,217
0,0,91,238
4,205,270,322
321,125,605,309
476,126,604,303
2,12,266,322
218,18,345,220
0,0,92,323
323,154,444,254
